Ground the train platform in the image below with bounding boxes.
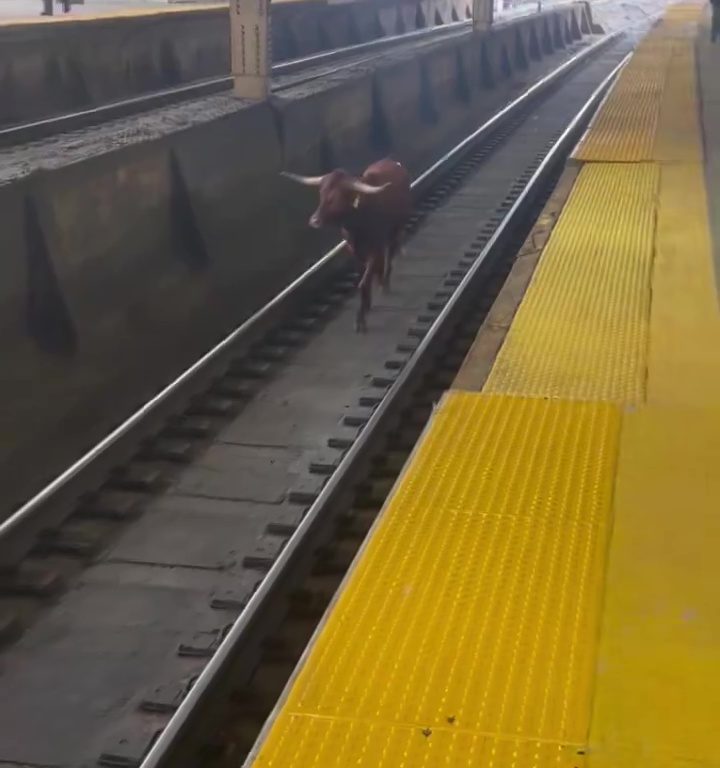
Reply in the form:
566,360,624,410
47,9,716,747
245,4,720,766
0,0,221,23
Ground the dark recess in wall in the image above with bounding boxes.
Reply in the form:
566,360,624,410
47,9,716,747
542,17,554,54
43,57,64,115
0,64,18,124
159,40,181,86
347,14,361,45
514,29,528,70
581,7,591,34
529,26,541,61
65,57,92,109
170,151,210,272
24,196,77,357
318,22,332,52
571,12,582,39
395,10,407,34
455,48,471,103
419,59,439,123
370,76,392,151
500,44,512,80
319,134,336,172
480,43,495,89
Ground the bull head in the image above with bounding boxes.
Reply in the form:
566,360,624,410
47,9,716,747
282,171,391,229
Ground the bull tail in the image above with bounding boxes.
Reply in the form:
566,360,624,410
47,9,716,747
356,256,375,332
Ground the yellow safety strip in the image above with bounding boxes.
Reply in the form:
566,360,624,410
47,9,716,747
252,393,621,768
483,163,657,405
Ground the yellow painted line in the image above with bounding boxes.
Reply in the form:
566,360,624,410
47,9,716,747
483,163,656,404
643,18,720,406
649,163,720,406
654,41,702,165
251,392,621,768
588,404,720,767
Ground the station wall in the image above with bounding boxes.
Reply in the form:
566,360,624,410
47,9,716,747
0,4,596,513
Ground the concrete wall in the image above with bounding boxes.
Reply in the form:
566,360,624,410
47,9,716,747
0,0,474,129
0,4,596,512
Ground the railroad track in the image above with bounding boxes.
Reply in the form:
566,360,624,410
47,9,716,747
136,41,636,768
0,23,651,768
0,20,473,146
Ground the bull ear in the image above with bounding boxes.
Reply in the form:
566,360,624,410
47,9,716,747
281,171,324,187
347,179,392,195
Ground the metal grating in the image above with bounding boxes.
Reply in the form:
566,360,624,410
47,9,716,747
572,38,671,162
250,393,621,768
483,163,657,404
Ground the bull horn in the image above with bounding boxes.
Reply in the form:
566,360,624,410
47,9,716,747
281,171,324,187
346,179,392,195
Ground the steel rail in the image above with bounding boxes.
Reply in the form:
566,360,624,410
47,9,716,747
137,41,630,768
0,30,619,571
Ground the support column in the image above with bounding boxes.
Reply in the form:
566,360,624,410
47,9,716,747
472,0,494,30
230,0,271,100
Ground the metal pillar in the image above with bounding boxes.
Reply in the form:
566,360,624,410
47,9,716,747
472,0,494,30
230,0,271,100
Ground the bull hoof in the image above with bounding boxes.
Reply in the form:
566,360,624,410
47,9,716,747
355,318,368,333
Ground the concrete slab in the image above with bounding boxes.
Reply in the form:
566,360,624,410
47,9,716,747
172,443,301,503
87,559,258,595
219,373,354,449
0,577,215,766
104,494,275,570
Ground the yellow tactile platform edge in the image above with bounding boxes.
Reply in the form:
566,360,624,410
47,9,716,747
251,392,621,768
484,3,720,408
573,38,672,162
482,162,656,405
573,5,708,163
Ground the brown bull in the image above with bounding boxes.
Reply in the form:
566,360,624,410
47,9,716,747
283,158,412,332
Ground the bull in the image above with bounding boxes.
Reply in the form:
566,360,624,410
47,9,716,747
282,158,412,332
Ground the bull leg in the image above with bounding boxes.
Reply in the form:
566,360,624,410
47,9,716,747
383,233,402,294
356,259,374,333
381,246,392,294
